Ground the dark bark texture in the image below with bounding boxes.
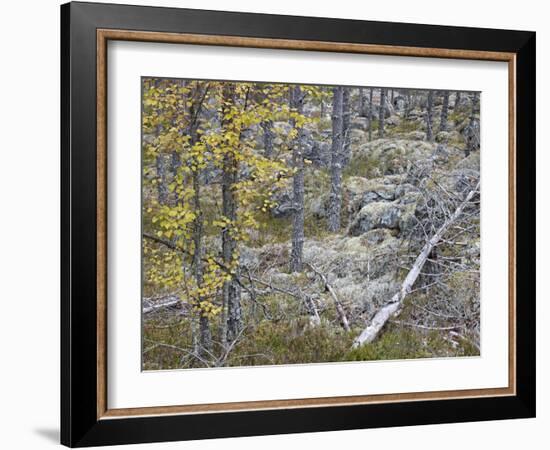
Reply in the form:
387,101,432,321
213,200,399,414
289,86,306,272
156,154,168,204
426,90,434,141
221,83,243,342
342,88,352,164
454,91,462,109
192,172,212,356
261,119,274,158
465,92,480,157
328,86,344,232
440,91,449,132
368,88,374,141
378,88,386,138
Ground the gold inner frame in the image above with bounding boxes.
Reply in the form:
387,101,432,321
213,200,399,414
96,28,517,420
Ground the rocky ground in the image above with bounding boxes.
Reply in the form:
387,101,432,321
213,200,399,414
143,90,481,369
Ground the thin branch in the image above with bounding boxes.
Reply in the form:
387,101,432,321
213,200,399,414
390,320,462,331
307,263,350,331
352,180,480,348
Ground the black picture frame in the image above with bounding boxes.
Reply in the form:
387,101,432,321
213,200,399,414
61,1,536,447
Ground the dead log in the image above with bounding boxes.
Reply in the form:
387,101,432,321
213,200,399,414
352,181,480,348
142,296,180,315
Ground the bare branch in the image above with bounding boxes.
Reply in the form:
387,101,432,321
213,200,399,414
352,180,480,348
307,263,350,331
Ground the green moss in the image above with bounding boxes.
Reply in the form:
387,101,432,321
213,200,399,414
233,319,355,366
256,215,292,244
448,110,466,124
317,116,332,130
345,324,478,362
343,152,384,178
346,328,431,361
142,316,195,370
143,306,479,370
392,119,420,134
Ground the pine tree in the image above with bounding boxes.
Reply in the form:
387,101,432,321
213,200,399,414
289,85,306,272
328,86,344,232
379,88,386,138
426,90,434,141
440,91,449,132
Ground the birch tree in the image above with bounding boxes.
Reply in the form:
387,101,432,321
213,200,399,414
155,154,168,204
188,83,212,355
143,79,223,359
219,83,242,342
215,82,290,341
143,79,290,355
261,120,274,158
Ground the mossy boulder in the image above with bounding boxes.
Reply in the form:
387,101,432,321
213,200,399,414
351,117,369,131
309,193,329,219
348,201,401,235
435,130,462,144
403,130,426,141
348,184,423,237
352,139,437,176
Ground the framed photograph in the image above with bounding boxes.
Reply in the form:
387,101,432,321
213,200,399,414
61,1,535,447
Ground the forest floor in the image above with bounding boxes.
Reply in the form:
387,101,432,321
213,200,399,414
143,95,481,370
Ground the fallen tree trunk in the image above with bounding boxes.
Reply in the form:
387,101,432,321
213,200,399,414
352,181,480,348
143,296,181,315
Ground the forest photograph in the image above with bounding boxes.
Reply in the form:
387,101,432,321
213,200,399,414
141,78,481,370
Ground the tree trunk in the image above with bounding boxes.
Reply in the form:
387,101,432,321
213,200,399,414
172,83,207,203
359,88,366,116
142,296,180,314
261,119,274,158
378,88,386,138
342,88,352,164
454,91,461,109
192,172,212,357
368,88,374,141
352,181,480,348
289,86,306,273
426,90,434,142
405,90,413,119
155,154,168,204
221,84,242,343
440,91,449,132
328,86,344,232
465,92,480,157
